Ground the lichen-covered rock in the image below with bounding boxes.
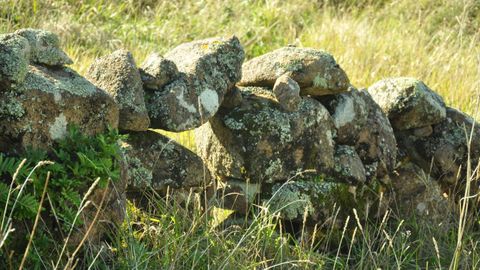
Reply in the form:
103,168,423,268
319,87,369,144
121,130,212,191
15,28,73,66
367,77,446,130
146,36,245,131
194,86,335,183
0,33,30,88
389,162,450,225
273,74,301,112
86,50,150,131
0,64,119,152
395,107,480,187
139,53,178,90
333,145,366,184
239,47,350,96
264,180,354,224
321,88,397,182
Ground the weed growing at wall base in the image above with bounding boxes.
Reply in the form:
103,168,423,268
0,126,124,269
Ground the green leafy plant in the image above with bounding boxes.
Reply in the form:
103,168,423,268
0,125,125,269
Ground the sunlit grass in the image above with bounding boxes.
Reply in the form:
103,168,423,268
2,0,480,268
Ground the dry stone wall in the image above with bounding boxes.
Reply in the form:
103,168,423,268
2,28,479,238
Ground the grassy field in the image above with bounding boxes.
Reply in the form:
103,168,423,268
2,0,480,269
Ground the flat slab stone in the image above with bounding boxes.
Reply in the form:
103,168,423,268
239,47,350,96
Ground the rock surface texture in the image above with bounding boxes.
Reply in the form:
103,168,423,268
0,33,30,87
395,107,480,187
139,53,179,90
15,28,73,66
320,88,397,182
239,46,350,96
121,130,211,192
86,49,150,131
367,77,446,130
0,64,118,152
195,86,336,184
146,36,245,131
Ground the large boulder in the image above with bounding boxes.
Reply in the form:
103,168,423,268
194,86,336,184
395,107,480,188
0,33,30,88
146,36,245,131
0,64,119,152
239,47,350,96
320,88,397,182
15,28,73,66
86,50,150,131
367,77,446,130
121,130,212,192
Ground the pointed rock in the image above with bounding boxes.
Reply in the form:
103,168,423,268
86,50,150,131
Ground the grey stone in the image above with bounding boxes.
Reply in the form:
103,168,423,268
194,86,335,184
273,74,301,112
146,36,245,131
121,130,212,191
413,125,433,137
139,53,178,90
0,33,30,88
86,50,150,131
15,28,73,66
0,64,119,152
319,87,369,144
367,77,446,130
239,47,350,96
333,145,366,184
